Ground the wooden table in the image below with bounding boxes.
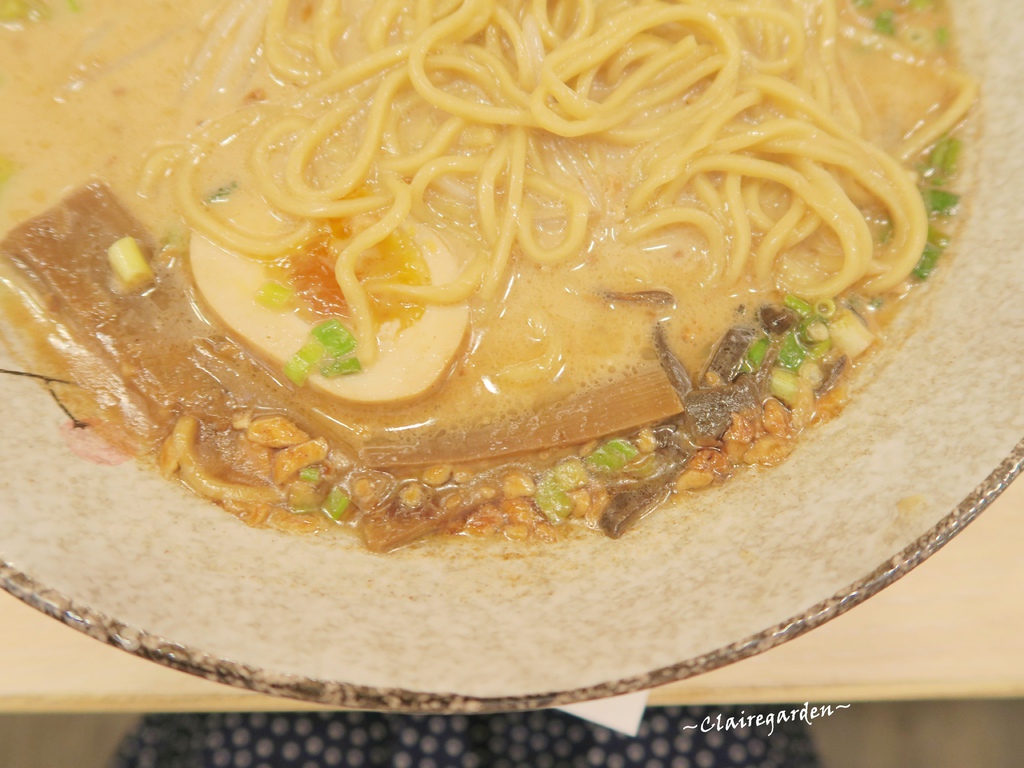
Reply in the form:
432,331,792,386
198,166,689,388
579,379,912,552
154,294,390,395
1,478,1021,713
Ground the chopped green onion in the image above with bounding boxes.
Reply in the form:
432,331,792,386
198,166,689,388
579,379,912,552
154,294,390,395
286,321,361,383
913,242,943,280
800,317,830,344
323,486,352,521
284,339,326,385
107,236,154,292
535,475,575,522
206,182,238,204
256,281,294,310
769,367,801,407
874,10,896,36
928,136,961,183
284,356,312,386
922,188,960,217
814,299,837,318
312,319,357,358
777,332,807,371
299,466,322,484
853,0,872,7
783,294,814,317
552,457,589,491
585,438,640,473
935,26,949,46
909,0,932,9
807,339,832,359
829,311,875,359
912,229,949,281
319,356,363,378
296,339,326,364
746,336,771,368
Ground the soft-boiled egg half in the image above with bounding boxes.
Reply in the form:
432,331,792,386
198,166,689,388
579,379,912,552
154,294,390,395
189,231,470,404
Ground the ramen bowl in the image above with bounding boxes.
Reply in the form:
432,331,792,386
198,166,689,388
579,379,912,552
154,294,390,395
0,0,1022,711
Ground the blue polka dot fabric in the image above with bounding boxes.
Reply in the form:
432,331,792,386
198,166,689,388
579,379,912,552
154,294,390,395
110,707,820,768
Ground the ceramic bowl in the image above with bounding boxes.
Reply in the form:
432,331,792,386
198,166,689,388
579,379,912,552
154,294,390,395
1,0,1022,711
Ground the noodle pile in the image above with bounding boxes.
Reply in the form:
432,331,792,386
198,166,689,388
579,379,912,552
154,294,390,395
148,0,976,362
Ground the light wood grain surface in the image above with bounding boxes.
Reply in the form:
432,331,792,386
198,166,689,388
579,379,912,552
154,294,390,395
0,478,1020,713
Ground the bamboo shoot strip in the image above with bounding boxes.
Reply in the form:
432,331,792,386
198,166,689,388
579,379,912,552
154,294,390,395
359,365,684,468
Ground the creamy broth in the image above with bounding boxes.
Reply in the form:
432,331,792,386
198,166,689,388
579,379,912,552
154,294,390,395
0,0,975,550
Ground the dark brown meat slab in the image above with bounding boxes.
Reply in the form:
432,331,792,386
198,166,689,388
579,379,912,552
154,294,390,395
757,304,799,336
0,183,299,442
2,184,165,433
701,326,756,384
683,374,760,445
816,355,848,396
652,322,692,402
598,444,685,539
598,480,673,539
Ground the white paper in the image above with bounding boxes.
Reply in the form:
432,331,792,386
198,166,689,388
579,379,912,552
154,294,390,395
556,690,650,736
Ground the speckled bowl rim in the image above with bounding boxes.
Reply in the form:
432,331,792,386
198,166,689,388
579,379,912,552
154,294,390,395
2,438,1020,712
